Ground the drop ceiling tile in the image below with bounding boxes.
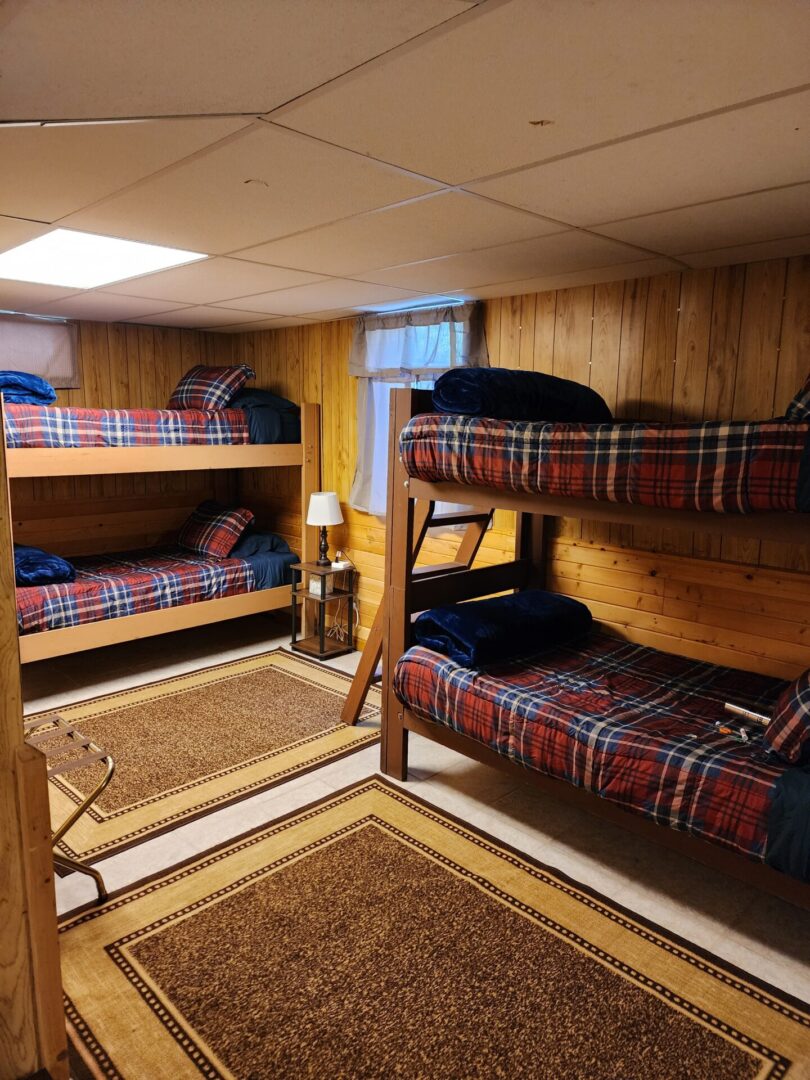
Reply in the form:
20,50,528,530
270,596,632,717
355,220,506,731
362,232,651,293
0,119,251,222
467,257,684,299
129,306,271,329
0,216,50,254
468,91,810,226
1,1,473,120
221,279,425,316
595,183,810,255
0,280,81,311
37,293,188,321
681,234,810,269
234,191,561,276
272,0,810,183
62,124,438,253
102,257,326,304
299,309,363,322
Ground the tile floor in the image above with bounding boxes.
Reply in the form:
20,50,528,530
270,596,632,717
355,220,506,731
25,615,810,1003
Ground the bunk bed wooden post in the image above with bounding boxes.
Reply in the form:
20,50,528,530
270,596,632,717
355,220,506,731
299,403,321,638
300,403,320,567
0,396,68,1079
340,498,432,727
515,510,549,588
381,388,418,778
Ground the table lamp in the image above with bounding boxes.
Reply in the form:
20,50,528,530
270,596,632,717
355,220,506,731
307,491,343,566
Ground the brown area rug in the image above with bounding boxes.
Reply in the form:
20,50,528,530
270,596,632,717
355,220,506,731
39,649,379,861
61,778,810,1079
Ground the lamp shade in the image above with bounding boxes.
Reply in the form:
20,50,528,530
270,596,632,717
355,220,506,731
306,491,343,527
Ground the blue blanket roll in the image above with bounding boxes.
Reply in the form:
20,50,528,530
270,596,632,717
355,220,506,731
413,589,593,668
432,367,612,423
14,544,76,586
0,370,57,406
229,389,301,444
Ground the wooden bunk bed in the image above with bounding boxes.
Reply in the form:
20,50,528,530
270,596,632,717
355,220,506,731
380,388,810,909
2,399,320,664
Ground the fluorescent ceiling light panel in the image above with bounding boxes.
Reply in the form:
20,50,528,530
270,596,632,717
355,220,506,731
0,228,206,288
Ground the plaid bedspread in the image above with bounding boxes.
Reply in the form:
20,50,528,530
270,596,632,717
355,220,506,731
394,632,790,864
400,414,810,512
4,404,250,448
16,546,256,635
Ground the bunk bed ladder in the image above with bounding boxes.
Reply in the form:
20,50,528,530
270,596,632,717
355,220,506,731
340,502,493,725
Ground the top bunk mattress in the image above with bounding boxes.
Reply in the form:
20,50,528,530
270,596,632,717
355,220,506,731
400,414,810,514
4,403,251,449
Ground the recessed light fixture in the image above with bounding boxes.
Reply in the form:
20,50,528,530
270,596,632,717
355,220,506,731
0,229,207,289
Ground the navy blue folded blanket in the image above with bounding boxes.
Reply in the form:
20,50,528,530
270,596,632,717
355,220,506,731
14,544,76,586
432,367,612,423
413,590,593,668
229,389,301,444
0,370,57,406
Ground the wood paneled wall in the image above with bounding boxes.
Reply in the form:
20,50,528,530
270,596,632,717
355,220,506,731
10,322,238,555
242,254,810,679
9,256,810,678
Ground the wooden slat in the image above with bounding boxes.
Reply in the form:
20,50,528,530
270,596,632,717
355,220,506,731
19,585,293,664
410,559,530,610
7,442,303,477
408,478,810,545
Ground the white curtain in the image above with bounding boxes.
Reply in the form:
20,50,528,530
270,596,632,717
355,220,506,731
349,303,488,517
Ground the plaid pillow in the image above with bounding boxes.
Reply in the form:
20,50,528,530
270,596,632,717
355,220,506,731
784,372,810,421
765,669,810,763
178,501,254,559
168,365,255,410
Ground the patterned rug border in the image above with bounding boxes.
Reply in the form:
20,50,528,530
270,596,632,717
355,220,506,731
47,648,380,862
31,646,374,724
60,774,810,1027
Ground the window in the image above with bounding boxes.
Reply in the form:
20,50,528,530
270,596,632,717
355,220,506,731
0,312,79,388
348,303,488,517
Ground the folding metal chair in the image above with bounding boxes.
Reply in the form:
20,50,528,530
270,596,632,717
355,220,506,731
24,713,115,903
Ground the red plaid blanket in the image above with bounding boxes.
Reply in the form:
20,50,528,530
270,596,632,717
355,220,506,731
393,633,790,865
4,404,250,448
400,414,810,512
16,546,255,635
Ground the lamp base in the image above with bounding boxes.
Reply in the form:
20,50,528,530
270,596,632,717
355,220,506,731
317,525,331,566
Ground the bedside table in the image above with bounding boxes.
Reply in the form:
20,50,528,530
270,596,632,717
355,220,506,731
290,561,356,662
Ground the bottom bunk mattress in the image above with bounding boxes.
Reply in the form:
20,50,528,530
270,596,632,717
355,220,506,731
393,632,810,881
16,544,297,635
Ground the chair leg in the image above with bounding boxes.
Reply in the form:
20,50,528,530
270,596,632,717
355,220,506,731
53,851,108,903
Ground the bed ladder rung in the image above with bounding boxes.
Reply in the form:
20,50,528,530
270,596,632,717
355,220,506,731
427,510,492,528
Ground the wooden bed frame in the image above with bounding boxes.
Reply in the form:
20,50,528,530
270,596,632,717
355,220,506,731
2,400,320,663
380,388,810,909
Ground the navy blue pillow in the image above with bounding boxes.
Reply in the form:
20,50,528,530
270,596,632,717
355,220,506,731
14,544,76,586
230,530,292,558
